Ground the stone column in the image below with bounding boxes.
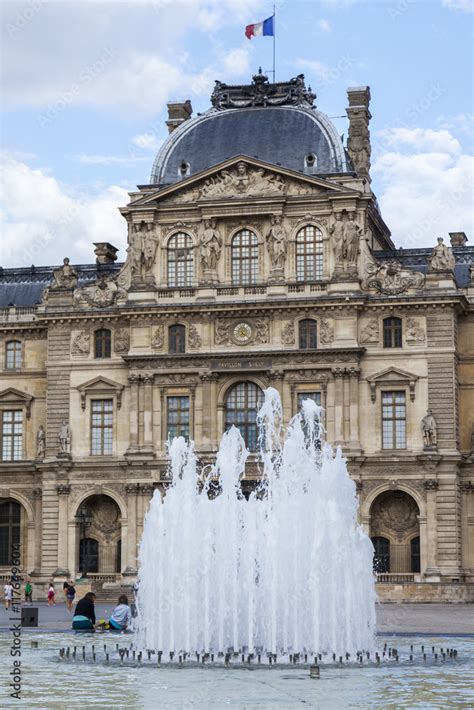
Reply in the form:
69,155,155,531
127,374,140,453
424,479,440,580
348,367,361,452
332,368,345,445
67,521,77,579
200,373,219,449
123,484,139,575
142,374,154,452
346,86,371,181
30,488,42,575
54,484,71,575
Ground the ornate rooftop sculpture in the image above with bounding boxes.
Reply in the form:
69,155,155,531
210,69,316,110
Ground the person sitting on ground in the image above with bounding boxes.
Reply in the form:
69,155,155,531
108,594,132,631
47,583,56,606
24,580,33,605
65,580,76,611
72,591,96,630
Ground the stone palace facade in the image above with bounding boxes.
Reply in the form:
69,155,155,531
1,73,473,600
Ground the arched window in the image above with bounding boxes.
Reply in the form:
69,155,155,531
168,232,194,287
299,319,317,349
371,536,390,573
383,317,402,348
169,324,186,354
94,329,111,359
231,229,258,285
225,382,263,451
410,536,420,573
0,500,21,566
5,341,22,369
296,225,324,281
79,537,99,574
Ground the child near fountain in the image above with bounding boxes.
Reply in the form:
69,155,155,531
108,594,132,632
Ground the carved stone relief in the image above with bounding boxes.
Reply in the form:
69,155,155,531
188,324,202,350
71,330,90,356
114,328,130,354
370,490,419,542
320,318,334,345
362,259,424,295
214,317,269,346
405,318,425,343
151,326,165,350
281,321,295,345
360,318,379,344
74,274,125,308
428,237,456,272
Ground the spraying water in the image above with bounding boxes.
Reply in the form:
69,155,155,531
136,388,376,659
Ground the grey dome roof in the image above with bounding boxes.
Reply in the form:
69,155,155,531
151,76,350,186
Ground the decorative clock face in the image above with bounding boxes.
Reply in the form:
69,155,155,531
233,322,252,343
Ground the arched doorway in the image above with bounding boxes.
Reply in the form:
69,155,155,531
370,490,420,574
75,495,121,575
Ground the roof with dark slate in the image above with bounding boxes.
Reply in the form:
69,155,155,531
151,73,351,186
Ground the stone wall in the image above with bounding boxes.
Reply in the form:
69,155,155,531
376,582,474,603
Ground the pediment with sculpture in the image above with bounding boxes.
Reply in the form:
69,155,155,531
133,156,356,207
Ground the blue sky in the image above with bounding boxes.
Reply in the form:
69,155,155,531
1,0,473,266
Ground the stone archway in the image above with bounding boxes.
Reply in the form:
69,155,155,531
369,490,420,574
0,497,32,573
76,494,122,575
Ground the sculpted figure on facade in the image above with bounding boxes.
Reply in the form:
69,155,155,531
199,219,222,281
362,258,424,295
199,161,286,199
58,421,71,457
119,221,158,288
428,237,456,273
50,257,78,290
188,324,202,350
348,121,371,177
114,328,130,354
36,425,46,459
320,318,334,344
329,211,361,278
266,215,287,276
422,410,437,448
151,325,164,350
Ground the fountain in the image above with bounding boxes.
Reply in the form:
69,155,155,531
135,388,377,661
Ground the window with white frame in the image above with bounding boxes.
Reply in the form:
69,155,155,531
5,341,22,369
382,391,406,449
296,225,324,281
231,230,259,285
168,232,194,287
1,410,23,461
91,399,113,455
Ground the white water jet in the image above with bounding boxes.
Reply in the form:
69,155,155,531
135,388,376,658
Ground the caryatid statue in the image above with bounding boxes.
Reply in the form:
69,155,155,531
428,237,456,273
329,211,361,277
266,215,287,274
129,222,158,285
421,409,437,448
199,219,222,274
36,425,46,459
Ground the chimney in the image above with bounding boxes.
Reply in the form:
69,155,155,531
94,242,118,264
166,100,193,134
449,232,468,247
346,86,371,182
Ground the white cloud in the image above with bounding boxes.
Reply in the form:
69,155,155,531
376,127,462,155
373,127,473,248
442,0,474,12
316,19,332,32
132,133,162,151
2,1,265,116
76,153,150,165
436,113,474,137
0,153,129,267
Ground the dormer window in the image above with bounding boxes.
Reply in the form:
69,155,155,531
179,160,190,177
304,153,317,169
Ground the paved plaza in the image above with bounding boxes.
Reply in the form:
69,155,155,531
1,602,473,634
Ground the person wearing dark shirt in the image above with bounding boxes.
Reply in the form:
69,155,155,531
72,592,96,630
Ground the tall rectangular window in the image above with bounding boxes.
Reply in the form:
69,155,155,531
2,411,23,461
382,391,406,449
91,399,113,455
167,396,190,440
5,341,22,369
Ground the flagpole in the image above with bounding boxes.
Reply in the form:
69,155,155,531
272,4,276,82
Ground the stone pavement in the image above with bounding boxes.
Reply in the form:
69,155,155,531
1,602,473,634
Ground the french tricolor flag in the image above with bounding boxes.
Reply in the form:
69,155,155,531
245,15,274,40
